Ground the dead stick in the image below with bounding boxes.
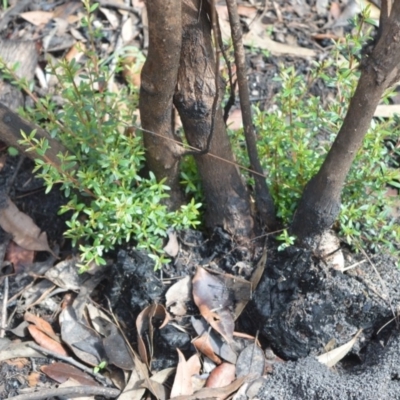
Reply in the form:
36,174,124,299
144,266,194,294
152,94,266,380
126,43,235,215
225,0,278,230
0,276,9,338
9,386,120,400
0,102,68,168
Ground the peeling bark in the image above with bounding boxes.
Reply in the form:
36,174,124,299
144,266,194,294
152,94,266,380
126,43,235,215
139,0,184,208
174,0,254,238
292,0,400,242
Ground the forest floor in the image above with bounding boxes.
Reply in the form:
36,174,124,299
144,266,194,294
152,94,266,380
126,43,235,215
1,0,400,399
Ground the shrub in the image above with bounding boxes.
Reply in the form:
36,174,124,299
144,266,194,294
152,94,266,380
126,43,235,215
1,0,201,270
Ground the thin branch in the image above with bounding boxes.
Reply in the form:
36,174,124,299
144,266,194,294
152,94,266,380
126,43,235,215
225,0,278,229
9,386,120,400
137,125,266,178
0,277,9,338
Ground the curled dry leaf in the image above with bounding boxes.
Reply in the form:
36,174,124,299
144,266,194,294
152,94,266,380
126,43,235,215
163,229,179,257
170,349,200,398
191,316,237,364
192,332,222,365
192,267,235,343
5,241,35,273
317,329,363,367
203,267,252,320
0,197,53,254
165,275,192,318
20,11,54,26
206,362,236,388
172,375,248,400
27,371,41,387
24,312,60,342
28,325,68,356
136,303,169,366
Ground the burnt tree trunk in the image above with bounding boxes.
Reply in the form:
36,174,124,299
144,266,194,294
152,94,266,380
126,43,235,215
292,0,400,242
173,0,254,238
139,0,184,208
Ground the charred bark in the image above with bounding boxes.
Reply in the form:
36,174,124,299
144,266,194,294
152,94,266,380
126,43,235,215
139,0,184,208
174,0,254,238
292,0,400,242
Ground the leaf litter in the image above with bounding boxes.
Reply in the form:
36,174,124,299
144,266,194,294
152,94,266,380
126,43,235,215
0,0,377,398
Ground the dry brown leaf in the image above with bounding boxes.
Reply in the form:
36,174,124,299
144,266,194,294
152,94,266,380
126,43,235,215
192,267,235,344
0,153,6,169
5,241,35,273
117,366,145,400
165,276,192,318
41,362,99,386
121,54,142,88
6,357,29,369
65,42,86,63
244,30,316,57
121,16,136,43
163,230,179,257
329,2,342,19
100,7,120,29
24,312,60,342
316,329,363,367
27,371,41,387
151,367,176,384
206,362,236,388
226,108,243,131
136,304,169,366
104,324,134,370
192,333,222,364
0,197,53,254
170,349,200,398
216,4,316,58
172,376,248,400
236,343,265,378
20,11,54,26
237,4,257,18
60,306,105,366
191,316,238,364
28,325,68,356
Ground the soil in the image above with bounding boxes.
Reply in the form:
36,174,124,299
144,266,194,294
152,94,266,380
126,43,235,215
0,1,400,399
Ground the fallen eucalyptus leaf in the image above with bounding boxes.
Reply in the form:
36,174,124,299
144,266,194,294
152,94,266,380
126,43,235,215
316,329,363,367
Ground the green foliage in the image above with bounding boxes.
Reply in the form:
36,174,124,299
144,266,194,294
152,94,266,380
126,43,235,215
276,229,296,251
248,15,400,257
1,0,200,270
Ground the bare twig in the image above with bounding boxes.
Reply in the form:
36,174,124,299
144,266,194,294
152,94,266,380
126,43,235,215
27,343,113,386
225,0,278,230
9,386,120,400
0,103,68,169
0,277,9,338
